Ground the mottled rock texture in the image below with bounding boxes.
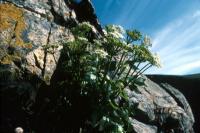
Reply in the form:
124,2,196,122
0,0,195,132
126,77,194,133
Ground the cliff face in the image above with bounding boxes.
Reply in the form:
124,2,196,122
0,0,195,132
0,0,102,84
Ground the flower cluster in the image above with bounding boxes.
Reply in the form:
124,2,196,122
94,49,108,58
105,25,125,39
58,22,161,132
142,35,152,47
153,53,162,67
71,21,97,38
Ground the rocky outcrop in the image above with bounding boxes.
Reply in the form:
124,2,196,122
126,77,194,132
0,0,195,132
0,0,102,132
0,0,102,84
147,74,200,132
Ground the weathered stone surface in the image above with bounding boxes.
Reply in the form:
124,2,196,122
0,0,76,84
130,118,157,133
0,0,102,84
51,0,72,21
126,76,194,132
0,1,102,132
160,83,194,122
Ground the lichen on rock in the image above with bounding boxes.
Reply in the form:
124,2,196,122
0,3,29,47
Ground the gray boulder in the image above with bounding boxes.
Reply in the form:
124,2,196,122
126,76,194,132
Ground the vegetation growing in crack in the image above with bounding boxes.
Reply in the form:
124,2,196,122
55,22,161,132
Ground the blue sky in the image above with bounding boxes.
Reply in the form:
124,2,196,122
92,0,200,75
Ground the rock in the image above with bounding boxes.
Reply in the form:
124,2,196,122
130,118,157,133
126,76,194,132
51,0,72,22
160,83,195,126
15,127,24,133
0,0,101,84
0,1,67,84
0,0,195,132
0,0,103,132
147,74,200,132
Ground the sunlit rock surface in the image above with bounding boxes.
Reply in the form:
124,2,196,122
130,118,157,133
0,0,195,132
126,76,194,132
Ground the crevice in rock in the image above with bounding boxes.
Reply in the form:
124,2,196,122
6,20,18,46
160,83,188,113
42,23,52,77
52,53,58,65
33,52,42,71
160,83,194,128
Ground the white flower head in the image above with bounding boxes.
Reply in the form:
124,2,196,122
113,25,125,34
110,32,124,39
143,35,152,47
80,22,97,33
117,125,124,132
102,116,110,122
94,49,108,58
93,39,102,46
107,25,125,39
80,22,93,28
153,53,162,67
90,73,96,80
77,36,88,42
127,43,133,48
102,29,108,36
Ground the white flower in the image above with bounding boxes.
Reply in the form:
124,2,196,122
93,39,102,46
77,36,88,42
94,49,108,58
126,43,133,49
110,32,124,39
117,125,124,132
107,25,125,39
113,25,125,34
80,22,97,33
90,73,96,80
143,35,152,47
102,116,110,122
80,22,93,28
153,53,162,67
102,29,108,36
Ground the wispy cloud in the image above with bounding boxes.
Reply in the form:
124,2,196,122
168,60,200,74
192,10,200,18
147,10,200,75
93,0,200,75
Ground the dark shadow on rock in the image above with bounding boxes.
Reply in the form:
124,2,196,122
147,74,200,132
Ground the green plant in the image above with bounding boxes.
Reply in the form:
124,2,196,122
58,22,161,132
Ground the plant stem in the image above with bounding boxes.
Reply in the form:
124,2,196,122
112,52,126,79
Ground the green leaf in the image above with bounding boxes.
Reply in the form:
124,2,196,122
135,77,146,86
109,100,119,110
126,29,142,41
119,90,129,101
